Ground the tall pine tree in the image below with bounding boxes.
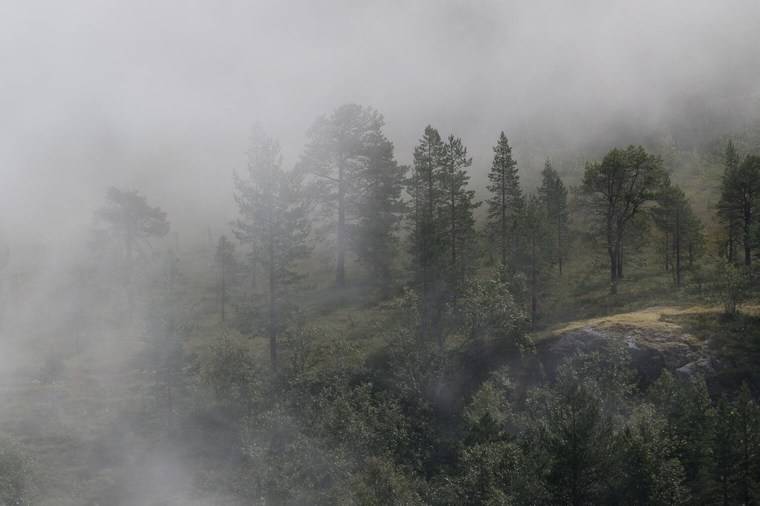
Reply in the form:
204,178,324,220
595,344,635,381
718,140,742,263
487,132,524,270
234,129,311,371
538,159,569,275
298,104,405,288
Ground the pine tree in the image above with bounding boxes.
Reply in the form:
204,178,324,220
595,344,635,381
97,187,170,318
523,195,551,327
234,129,311,371
486,132,523,270
298,104,405,288
215,235,237,324
652,185,703,288
719,154,760,270
407,126,447,344
440,135,480,297
581,146,668,293
538,159,569,275
718,140,742,263
352,122,407,292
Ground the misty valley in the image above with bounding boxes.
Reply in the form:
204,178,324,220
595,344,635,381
2,2,760,505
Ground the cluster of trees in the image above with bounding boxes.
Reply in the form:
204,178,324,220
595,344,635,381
73,103,760,505
718,140,760,271
91,103,717,371
198,305,760,505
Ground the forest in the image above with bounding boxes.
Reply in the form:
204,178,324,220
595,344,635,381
2,1,760,505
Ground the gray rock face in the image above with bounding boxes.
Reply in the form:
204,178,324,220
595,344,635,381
542,323,710,384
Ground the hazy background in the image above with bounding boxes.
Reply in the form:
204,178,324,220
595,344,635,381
2,0,760,254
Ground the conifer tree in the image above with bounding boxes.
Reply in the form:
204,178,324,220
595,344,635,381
215,235,237,324
652,185,703,288
718,140,742,263
538,159,569,275
440,134,480,297
407,126,446,343
719,154,760,270
523,195,551,327
234,129,311,371
298,104,404,288
487,132,523,270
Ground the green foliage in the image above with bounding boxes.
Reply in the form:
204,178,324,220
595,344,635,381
714,258,746,315
0,437,31,506
615,405,689,505
538,159,569,274
298,104,405,288
487,132,524,271
457,266,528,348
202,333,262,414
581,145,670,292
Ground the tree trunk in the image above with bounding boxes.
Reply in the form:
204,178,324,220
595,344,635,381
664,231,670,271
530,235,537,328
336,161,347,288
616,240,624,280
608,246,618,294
501,172,507,268
743,199,752,269
269,236,277,372
450,182,456,286
557,213,563,275
220,260,225,323
675,209,681,288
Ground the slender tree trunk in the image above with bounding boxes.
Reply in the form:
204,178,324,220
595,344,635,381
125,227,135,320
557,213,563,275
664,231,670,271
450,179,457,295
743,199,752,269
530,234,537,328
268,233,277,372
336,161,346,288
501,172,507,268
617,237,624,280
675,209,681,288
609,246,618,294
220,260,225,323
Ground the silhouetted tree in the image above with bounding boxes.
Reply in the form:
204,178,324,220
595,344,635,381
718,140,742,263
298,104,404,288
581,146,668,293
440,134,479,298
486,132,523,270
215,234,237,324
234,129,311,371
719,153,760,270
97,187,170,316
538,159,569,275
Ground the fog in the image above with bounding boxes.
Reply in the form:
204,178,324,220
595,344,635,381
2,1,760,503
3,0,760,248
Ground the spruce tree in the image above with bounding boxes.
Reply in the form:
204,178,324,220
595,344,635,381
523,195,551,327
538,159,569,275
440,134,480,297
652,185,703,288
718,140,742,263
486,132,523,270
407,126,446,344
720,154,760,270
